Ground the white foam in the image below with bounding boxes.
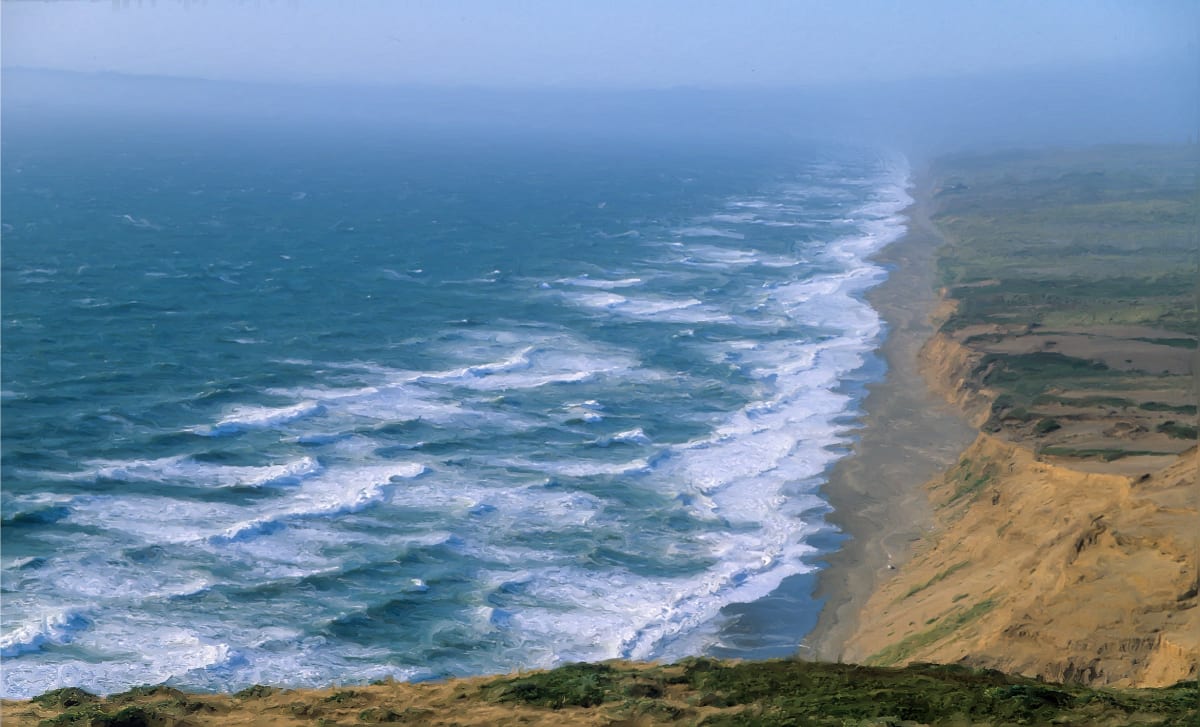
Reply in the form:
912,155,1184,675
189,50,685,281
200,401,326,436
727,198,772,209
494,544,821,664
573,291,628,309
26,626,235,697
510,158,910,661
68,496,245,544
707,212,757,223
594,428,651,447
0,607,91,657
63,459,426,550
210,462,428,545
568,408,604,423
291,432,351,445
75,455,322,488
564,289,731,324
462,346,536,377
7,556,45,570
118,214,160,230
537,458,651,478
675,226,746,239
620,296,701,315
311,383,469,423
28,555,215,604
427,345,637,392
557,275,644,289
675,243,793,271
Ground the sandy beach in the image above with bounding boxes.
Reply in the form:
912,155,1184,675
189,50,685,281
803,170,975,661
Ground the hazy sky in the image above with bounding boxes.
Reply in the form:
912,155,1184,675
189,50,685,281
2,0,1196,89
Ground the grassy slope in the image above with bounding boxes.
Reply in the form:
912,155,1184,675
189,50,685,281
5,660,1196,726
928,145,1197,463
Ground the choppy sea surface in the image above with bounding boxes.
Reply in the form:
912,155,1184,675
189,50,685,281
1,124,909,698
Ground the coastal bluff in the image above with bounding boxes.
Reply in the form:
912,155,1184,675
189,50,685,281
840,146,1198,687
842,432,1197,686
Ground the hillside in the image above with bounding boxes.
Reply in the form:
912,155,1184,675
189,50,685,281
842,146,1198,686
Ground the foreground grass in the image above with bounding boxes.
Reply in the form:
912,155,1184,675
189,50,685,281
6,659,1196,726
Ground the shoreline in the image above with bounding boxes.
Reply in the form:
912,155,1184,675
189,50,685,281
802,168,975,660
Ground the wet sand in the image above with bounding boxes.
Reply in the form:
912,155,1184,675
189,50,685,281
803,172,975,661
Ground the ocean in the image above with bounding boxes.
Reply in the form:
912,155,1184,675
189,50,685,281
0,119,909,698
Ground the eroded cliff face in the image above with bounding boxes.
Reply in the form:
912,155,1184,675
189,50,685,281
918,329,991,428
843,431,1197,687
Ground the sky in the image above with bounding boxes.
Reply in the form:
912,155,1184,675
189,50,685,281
2,0,1196,89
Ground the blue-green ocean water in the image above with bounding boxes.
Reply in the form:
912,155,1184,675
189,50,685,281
1,122,909,697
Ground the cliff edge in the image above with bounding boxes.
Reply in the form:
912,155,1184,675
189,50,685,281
843,433,1196,686
840,146,1198,687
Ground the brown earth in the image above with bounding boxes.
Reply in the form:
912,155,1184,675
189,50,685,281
841,434,1197,688
922,326,1194,470
836,227,1197,687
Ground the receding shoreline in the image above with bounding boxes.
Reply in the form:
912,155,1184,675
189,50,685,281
6,151,1198,724
802,169,975,661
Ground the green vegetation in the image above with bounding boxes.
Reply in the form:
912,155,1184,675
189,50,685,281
897,561,971,603
232,684,282,699
1133,337,1199,348
1039,447,1170,462
976,352,1116,399
320,689,360,704
867,599,998,667
1035,393,1134,408
18,661,1197,726
1034,417,1062,434
1140,402,1198,414
36,704,153,727
933,148,1197,314
945,457,997,505
29,689,99,710
488,662,619,708
1157,421,1198,440
931,147,1197,459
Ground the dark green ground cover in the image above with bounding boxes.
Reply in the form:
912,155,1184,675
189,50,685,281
484,659,1197,725
933,147,1197,334
24,660,1197,725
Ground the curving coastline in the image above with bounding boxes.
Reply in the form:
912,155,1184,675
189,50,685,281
803,165,977,661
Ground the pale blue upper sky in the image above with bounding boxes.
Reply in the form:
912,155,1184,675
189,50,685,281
2,0,1196,89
